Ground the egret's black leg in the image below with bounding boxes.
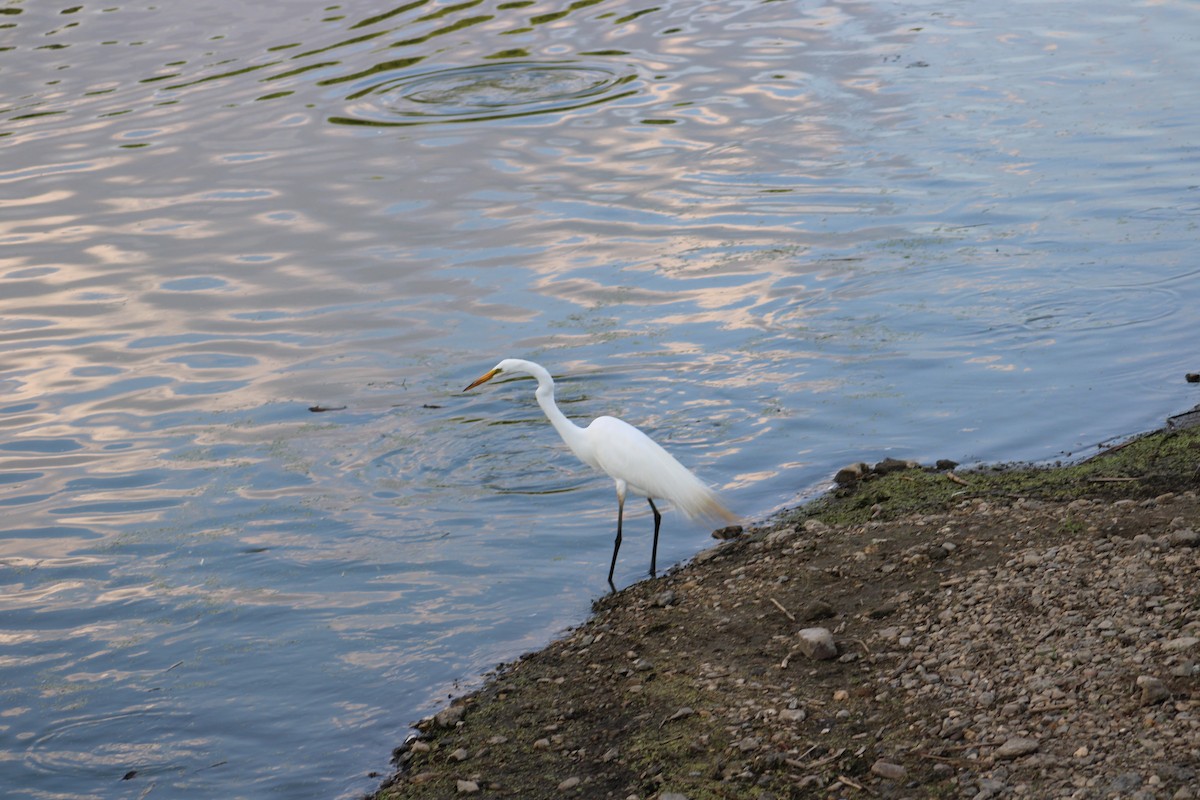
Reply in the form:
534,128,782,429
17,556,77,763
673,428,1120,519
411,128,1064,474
648,498,661,577
608,494,624,590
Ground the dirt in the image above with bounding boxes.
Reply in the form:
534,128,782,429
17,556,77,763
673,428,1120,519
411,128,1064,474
368,421,1200,800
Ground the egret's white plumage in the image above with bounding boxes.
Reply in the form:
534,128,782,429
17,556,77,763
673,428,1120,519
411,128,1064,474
464,358,736,587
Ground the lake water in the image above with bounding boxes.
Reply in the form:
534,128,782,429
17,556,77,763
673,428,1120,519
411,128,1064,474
2,0,1197,797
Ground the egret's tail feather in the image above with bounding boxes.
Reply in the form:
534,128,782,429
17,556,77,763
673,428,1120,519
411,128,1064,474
674,480,738,526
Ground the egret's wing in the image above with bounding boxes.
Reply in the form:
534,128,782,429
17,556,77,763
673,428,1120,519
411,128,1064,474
584,416,735,523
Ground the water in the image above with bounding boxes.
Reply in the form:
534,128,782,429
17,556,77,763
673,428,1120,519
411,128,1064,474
2,0,1197,797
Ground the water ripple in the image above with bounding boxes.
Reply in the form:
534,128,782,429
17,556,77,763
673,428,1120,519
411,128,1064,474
331,61,638,126
25,708,200,781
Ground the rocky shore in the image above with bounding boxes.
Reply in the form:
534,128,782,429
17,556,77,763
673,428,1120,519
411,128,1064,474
370,421,1199,800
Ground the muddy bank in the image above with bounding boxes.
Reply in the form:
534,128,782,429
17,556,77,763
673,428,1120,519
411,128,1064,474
370,418,1199,800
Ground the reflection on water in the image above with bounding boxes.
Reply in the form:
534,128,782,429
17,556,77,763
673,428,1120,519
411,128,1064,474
2,0,1199,797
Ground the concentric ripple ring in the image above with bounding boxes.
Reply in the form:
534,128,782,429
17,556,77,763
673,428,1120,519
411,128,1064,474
331,61,638,126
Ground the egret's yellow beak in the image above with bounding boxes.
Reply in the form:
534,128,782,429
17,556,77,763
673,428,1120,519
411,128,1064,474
463,368,501,392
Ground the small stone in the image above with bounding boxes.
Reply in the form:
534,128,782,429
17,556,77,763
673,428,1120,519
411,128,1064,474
456,779,479,793
600,746,619,762
834,462,871,486
867,601,897,619
410,740,431,753
557,776,581,790
874,457,920,474
779,708,806,722
802,600,836,621
488,734,508,745
652,590,676,607
994,736,1040,760
1163,636,1199,652
802,518,830,534
633,657,654,671
667,706,695,722
936,459,959,470
711,525,743,540
533,738,551,750
975,778,1007,799
795,627,838,661
448,747,469,762
1167,529,1199,547
659,794,690,800
870,760,906,780
765,527,799,545
1137,675,1170,705
434,704,466,728
1109,772,1143,794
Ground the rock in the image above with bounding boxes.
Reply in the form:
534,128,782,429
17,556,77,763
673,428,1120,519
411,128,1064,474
802,518,830,534
666,706,694,722
448,747,469,761
870,759,906,780
867,601,897,619
975,777,1008,799
936,459,960,470
802,600,836,621
652,590,676,607
434,704,466,728
795,627,838,660
1109,772,1143,794
779,707,806,722
456,779,479,793
659,794,690,800
737,736,761,752
711,525,743,540
1167,529,1199,547
874,457,920,474
993,736,1040,760
1163,636,1199,652
533,737,551,750
557,776,581,790
1137,675,1170,705
834,462,870,486
765,527,799,545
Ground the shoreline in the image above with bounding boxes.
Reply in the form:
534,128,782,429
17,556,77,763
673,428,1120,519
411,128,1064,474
370,414,1199,800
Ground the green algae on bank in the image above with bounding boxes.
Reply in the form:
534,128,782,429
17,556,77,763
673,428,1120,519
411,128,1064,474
789,420,1200,528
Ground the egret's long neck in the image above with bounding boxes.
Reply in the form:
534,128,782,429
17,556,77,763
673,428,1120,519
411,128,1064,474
533,374,590,458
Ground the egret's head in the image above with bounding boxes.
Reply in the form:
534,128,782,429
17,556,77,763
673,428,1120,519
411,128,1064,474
464,359,544,392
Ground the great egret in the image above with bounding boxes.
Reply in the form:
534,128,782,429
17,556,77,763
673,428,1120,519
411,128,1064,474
464,358,736,587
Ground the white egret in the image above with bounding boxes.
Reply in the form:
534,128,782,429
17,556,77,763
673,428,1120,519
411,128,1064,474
464,358,736,587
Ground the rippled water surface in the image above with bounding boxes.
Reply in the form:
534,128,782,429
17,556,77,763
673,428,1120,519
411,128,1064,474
2,0,1198,797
